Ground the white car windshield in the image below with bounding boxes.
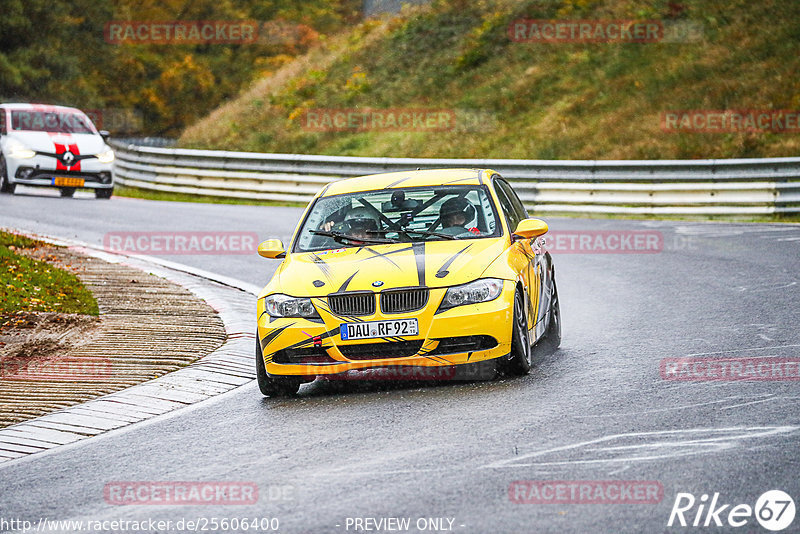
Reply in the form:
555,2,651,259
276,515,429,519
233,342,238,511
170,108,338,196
294,185,502,252
10,110,96,134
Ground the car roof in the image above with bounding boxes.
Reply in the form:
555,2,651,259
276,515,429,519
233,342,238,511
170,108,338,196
322,168,492,197
0,103,86,114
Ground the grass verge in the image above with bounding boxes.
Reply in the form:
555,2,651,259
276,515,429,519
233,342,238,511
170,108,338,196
180,0,800,160
0,231,99,323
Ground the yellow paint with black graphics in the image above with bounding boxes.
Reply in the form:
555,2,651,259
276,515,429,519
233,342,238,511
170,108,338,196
257,168,555,379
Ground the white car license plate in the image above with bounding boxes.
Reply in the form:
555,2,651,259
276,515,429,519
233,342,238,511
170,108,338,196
340,319,418,340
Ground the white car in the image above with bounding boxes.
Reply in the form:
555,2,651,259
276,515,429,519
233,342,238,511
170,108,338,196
0,103,115,199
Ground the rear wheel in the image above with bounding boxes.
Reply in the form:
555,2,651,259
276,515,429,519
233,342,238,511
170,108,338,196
60,187,75,198
96,187,113,199
505,289,531,376
0,156,15,194
256,337,301,397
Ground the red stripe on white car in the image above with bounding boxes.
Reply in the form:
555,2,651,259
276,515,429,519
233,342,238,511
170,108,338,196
47,133,81,171
53,142,67,170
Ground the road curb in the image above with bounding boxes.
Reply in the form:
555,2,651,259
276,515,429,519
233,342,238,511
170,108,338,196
0,234,257,463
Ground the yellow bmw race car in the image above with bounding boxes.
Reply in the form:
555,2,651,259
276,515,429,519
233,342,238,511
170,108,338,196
256,168,561,396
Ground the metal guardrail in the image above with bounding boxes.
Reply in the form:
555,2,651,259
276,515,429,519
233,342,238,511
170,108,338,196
110,140,800,215
113,137,177,148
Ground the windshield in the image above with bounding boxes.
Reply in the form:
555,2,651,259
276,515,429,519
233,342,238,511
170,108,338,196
294,185,501,252
10,110,96,134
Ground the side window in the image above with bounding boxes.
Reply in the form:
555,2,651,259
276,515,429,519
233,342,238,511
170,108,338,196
493,179,522,231
496,178,528,224
0,111,5,135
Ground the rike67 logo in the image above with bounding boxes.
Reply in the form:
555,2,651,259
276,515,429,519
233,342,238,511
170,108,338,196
668,490,795,531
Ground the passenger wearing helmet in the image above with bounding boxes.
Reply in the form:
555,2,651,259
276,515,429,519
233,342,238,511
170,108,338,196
439,197,476,236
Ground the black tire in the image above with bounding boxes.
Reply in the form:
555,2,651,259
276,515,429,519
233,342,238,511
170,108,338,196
96,187,113,199
0,156,15,194
60,187,75,198
532,276,561,358
505,289,532,376
255,337,301,397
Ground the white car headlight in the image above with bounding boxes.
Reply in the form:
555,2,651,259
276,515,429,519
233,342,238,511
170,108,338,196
7,140,36,159
96,148,115,164
439,278,504,310
264,294,319,318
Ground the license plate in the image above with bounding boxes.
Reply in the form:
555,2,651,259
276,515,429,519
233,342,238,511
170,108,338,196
340,319,418,340
53,176,84,187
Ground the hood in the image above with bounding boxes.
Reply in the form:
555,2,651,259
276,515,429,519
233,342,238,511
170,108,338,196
274,238,509,296
7,131,106,155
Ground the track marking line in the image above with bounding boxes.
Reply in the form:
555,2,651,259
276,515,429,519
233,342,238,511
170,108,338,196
480,426,799,469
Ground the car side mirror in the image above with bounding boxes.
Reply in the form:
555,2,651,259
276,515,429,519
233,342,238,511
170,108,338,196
512,218,548,241
99,130,111,142
258,239,286,259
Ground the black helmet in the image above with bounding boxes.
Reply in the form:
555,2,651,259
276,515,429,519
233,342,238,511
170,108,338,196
440,197,475,223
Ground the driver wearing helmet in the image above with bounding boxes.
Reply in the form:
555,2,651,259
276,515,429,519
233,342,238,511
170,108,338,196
322,206,381,241
439,197,476,236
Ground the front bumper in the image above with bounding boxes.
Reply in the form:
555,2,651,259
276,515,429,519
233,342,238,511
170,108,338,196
257,282,515,378
12,169,114,189
6,154,114,189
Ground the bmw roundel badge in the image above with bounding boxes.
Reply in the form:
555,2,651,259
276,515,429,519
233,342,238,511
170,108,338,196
372,280,384,287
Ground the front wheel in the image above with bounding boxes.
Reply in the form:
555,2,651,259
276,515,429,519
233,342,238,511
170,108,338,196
0,156,15,194
504,289,531,376
96,187,113,199
255,337,301,397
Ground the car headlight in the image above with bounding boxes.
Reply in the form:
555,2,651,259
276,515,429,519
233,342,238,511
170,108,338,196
439,278,504,310
7,140,35,159
264,294,320,318
96,148,115,164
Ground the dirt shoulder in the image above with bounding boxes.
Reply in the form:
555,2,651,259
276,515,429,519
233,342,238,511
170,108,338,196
0,241,226,428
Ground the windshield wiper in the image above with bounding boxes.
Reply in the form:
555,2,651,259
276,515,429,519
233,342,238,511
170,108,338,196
366,229,458,240
401,229,458,240
309,230,397,245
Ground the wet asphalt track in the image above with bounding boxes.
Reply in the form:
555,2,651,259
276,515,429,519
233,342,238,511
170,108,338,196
1,187,799,533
